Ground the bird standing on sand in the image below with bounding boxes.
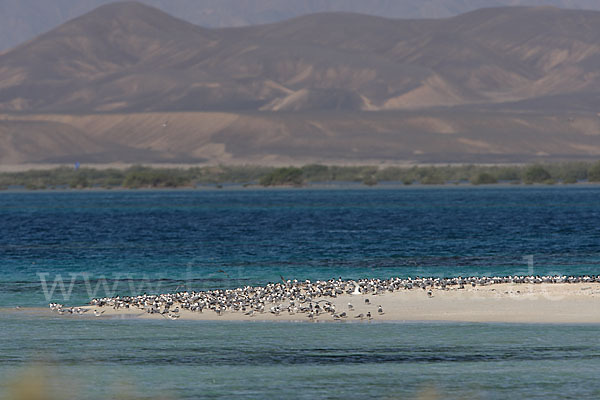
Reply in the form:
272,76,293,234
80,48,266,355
355,313,364,320
378,305,384,314
348,303,354,310
93,310,105,317
366,312,372,320
364,298,370,304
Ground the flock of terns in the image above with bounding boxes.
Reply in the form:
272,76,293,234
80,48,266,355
47,275,600,321
48,303,105,317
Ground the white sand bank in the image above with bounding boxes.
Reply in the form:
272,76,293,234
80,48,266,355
78,283,600,324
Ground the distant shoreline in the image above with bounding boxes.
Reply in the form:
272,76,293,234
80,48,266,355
1,161,599,190
0,162,534,173
1,182,600,194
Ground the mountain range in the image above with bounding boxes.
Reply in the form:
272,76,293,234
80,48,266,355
3,0,600,51
1,2,599,164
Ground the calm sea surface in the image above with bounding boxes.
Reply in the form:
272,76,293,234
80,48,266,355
1,187,599,399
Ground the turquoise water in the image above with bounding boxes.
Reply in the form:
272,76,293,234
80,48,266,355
1,187,600,398
2,312,600,399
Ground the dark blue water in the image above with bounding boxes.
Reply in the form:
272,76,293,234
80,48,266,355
0,187,599,306
1,187,600,399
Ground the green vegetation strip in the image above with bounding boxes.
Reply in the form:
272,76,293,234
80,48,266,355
1,162,600,189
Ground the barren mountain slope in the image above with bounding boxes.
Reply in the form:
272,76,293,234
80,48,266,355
1,3,599,164
2,4,600,114
2,110,599,164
